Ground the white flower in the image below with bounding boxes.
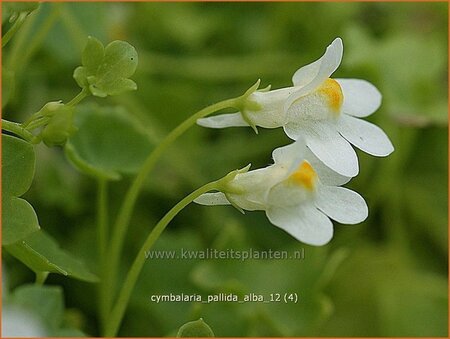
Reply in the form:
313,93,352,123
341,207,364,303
197,37,394,177
195,140,368,246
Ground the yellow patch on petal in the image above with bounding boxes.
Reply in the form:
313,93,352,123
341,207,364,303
288,161,318,191
318,78,343,115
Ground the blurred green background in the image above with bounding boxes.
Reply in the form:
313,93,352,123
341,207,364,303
2,2,448,337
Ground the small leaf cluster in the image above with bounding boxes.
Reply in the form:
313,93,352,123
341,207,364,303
2,35,141,287
74,36,138,97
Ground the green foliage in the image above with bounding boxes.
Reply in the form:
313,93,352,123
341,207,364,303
5,230,98,283
65,104,153,180
177,318,215,337
2,2,447,337
2,134,39,245
2,2,39,23
74,36,138,97
320,245,448,337
2,67,14,107
9,284,87,336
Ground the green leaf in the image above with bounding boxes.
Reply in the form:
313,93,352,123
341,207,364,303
9,284,87,336
2,197,39,245
73,66,89,89
3,134,35,196
12,284,64,333
53,328,87,337
65,104,153,180
2,134,39,245
74,37,138,97
177,319,215,337
5,230,99,283
81,36,104,74
188,222,339,337
3,2,39,14
377,271,448,337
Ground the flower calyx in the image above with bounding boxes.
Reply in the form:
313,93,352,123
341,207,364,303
215,164,252,213
233,79,268,133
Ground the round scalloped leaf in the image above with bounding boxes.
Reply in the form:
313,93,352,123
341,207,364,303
74,37,138,97
2,134,40,245
65,104,153,180
177,319,215,337
82,36,105,74
2,197,40,245
3,134,35,196
5,230,99,283
11,284,64,333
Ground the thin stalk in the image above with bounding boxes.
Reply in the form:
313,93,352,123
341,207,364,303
97,179,109,268
58,4,87,51
103,97,239,317
2,119,34,142
24,116,50,131
2,12,28,48
35,272,49,286
6,10,36,70
9,3,60,72
104,181,219,337
20,3,60,71
67,88,89,107
97,179,110,329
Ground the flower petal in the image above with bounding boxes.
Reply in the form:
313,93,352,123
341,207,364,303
315,185,368,224
284,121,359,177
272,140,308,168
194,192,231,206
285,38,343,112
335,79,382,117
197,113,249,129
292,37,343,89
267,177,313,207
304,149,351,186
271,140,350,186
337,115,394,156
266,203,333,246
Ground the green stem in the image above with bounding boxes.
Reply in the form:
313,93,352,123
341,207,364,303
97,179,109,330
58,4,88,51
97,179,109,269
103,97,239,318
2,12,28,48
24,116,50,131
21,3,60,71
8,3,60,72
104,180,220,337
2,119,34,142
67,88,89,107
35,271,49,286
